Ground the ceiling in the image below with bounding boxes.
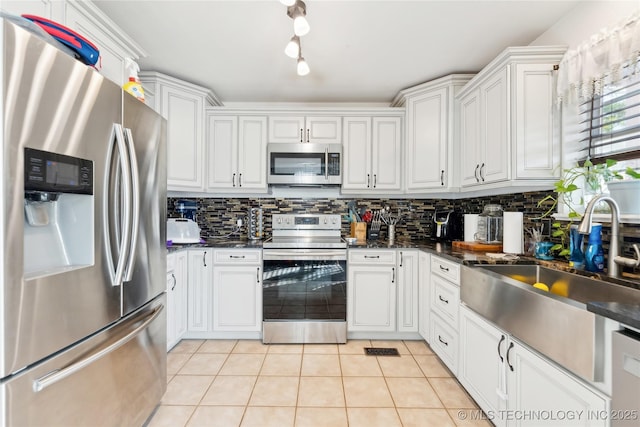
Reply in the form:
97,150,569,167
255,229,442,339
93,0,581,105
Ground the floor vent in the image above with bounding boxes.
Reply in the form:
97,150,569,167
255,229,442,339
364,347,400,356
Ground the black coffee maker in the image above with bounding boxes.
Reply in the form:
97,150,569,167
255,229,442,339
431,210,463,241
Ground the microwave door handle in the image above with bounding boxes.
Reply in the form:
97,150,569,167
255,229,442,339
325,148,329,180
122,128,140,282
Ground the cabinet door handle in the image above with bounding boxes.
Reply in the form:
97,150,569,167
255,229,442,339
392,267,395,283
438,295,449,304
300,128,304,143
171,273,176,291
203,251,207,267
438,335,449,346
373,174,377,188
256,267,260,283
497,335,506,362
232,173,236,187
229,255,246,259
480,163,485,182
440,170,445,186
367,174,370,188
439,264,449,272
399,251,403,267
306,128,310,143
506,342,515,371
239,173,242,187
474,164,480,182
364,255,380,259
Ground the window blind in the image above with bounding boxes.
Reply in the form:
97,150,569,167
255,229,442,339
577,65,640,164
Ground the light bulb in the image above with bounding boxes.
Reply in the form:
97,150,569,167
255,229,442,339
297,57,310,76
280,0,296,5
293,15,310,36
284,36,300,58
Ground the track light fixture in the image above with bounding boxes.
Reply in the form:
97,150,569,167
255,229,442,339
284,35,300,59
287,0,310,37
297,53,310,76
283,0,310,75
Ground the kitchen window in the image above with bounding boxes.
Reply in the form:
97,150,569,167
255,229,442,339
577,63,640,176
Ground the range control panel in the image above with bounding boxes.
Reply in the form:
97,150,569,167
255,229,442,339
272,214,341,230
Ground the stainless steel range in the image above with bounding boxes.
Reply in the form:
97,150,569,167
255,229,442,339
262,214,347,344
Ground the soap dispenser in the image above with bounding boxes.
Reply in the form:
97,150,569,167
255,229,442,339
584,223,604,272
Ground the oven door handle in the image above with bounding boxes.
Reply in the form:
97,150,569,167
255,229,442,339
263,250,347,261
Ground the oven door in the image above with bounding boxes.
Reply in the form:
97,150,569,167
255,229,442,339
267,143,341,185
262,250,347,322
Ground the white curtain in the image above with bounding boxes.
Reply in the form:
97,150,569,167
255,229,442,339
557,10,640,105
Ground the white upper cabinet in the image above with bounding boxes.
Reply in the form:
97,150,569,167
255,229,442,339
457,46,565,191
341,115,403,193
205,113,268,193
393,75,473,192
140,72,220,192
268,115,342,144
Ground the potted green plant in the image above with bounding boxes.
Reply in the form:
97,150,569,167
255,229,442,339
536,159,638,258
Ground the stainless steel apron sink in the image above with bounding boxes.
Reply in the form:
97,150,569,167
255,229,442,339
461,264,640,382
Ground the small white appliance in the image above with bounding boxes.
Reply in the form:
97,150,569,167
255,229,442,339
167,218,201,244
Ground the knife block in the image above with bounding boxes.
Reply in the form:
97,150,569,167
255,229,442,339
350,222,367,241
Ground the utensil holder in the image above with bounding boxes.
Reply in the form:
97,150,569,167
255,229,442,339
388,224,395,244
350,222,367,241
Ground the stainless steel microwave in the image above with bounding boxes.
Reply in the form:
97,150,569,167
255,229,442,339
267,143,342,185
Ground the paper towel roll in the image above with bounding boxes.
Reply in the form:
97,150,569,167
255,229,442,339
464,214,479,241
503,212,524,254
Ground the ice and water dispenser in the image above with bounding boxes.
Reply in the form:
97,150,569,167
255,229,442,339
23,148,94,277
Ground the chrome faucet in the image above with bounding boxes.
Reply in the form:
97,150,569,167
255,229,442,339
578,195,621,277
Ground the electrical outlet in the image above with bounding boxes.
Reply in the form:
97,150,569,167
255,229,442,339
236,218,243,228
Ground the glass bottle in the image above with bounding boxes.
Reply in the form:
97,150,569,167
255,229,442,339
568,225,585,270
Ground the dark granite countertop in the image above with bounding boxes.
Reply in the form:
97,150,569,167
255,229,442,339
587,302,640,329
167,236,640,328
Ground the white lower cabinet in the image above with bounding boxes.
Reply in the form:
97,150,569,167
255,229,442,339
429,255,460,375
166,251,188,350
212,249,262,332
187,249,213,332
348,250,397,332
459,304,609,427
418,251,430,342
347,249,418,335
397,250,419,332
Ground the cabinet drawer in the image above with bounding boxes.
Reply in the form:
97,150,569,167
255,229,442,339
348,250,396,265
214,249,262,264
430,313,458,375
431,256,460,284
431,275,460,327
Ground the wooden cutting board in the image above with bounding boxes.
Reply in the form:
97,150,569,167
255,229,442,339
452,241,503,252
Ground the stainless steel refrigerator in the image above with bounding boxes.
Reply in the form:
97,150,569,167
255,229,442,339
0,18,167,426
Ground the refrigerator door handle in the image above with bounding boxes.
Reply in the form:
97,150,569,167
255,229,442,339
123,128,140,283
105,123,132,286
104,123,133,287
33,304,164,393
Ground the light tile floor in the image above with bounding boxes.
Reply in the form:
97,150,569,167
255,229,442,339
146,339,492,427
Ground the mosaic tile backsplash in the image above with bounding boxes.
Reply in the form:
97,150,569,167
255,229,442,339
167,191,640,261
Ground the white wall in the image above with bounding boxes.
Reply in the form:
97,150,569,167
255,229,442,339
531,0,639,48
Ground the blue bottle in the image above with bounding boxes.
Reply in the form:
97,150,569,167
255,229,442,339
569,225,584,270
584,223,604,272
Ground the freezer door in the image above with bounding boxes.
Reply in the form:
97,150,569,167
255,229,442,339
2,20,123,377
0,295,167,427
121,94,167,316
